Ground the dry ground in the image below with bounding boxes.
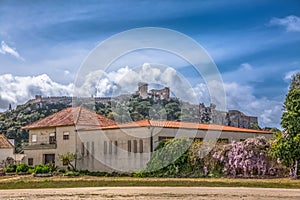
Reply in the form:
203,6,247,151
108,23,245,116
1,175,300,199
1,187,300,200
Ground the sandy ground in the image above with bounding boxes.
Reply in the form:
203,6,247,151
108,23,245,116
1,187,300,200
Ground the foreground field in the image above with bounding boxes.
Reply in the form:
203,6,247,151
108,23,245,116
0,175,300,189
1,187,300,200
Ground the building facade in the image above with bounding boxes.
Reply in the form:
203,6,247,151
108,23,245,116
22,107,273,172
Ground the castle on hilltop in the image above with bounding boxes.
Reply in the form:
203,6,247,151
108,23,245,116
136,82,170,100
25,82,258,129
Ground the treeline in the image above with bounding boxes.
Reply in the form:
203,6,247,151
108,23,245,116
95,97,185,123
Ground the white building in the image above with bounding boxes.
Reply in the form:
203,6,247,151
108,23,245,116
23,107,274,172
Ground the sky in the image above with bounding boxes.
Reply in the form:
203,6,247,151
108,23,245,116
0,0,300,128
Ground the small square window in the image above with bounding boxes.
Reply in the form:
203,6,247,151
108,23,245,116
63,132,70,140
49,133,56,144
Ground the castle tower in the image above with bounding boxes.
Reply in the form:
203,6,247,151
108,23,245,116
138,82,148,99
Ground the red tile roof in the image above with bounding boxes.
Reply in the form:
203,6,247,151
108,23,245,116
22,106,271,135
100,120,272,134
0,134,13,149
22,106,116,130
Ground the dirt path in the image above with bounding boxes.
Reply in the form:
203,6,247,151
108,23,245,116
1,187,300,200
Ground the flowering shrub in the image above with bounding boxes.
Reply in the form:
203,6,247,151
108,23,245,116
188,140,224,177
213,137,284,177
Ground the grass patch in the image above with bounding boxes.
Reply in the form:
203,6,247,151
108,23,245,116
0,176,300,189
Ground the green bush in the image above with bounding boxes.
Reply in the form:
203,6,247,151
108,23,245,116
135,137,194,177
28,168,35,174
16,164,29,173
4,165,17,173
34,164,50,174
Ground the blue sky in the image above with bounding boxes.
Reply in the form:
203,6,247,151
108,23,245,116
0,0,300,128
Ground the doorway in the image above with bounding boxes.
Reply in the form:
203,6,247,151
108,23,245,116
44,154,55,164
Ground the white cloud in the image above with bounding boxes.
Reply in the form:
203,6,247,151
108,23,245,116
76,63,197,103
0,74,73,111
0,41,25,61
239,63,253,71
270,15,300,32
64,70,70,75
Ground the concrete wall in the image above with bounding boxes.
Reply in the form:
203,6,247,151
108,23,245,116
76,127,151,172
0,148,14,162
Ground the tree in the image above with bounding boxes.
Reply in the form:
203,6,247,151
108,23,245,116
290,73,300,90
59,153,77,171
270,72,300,179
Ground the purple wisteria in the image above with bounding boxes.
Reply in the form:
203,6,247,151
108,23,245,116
212,137,279,177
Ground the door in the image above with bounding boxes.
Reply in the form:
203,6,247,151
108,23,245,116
44,154,55,164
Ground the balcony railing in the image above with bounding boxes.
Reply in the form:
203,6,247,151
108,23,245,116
23,142,57,150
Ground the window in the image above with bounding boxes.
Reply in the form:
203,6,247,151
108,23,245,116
114,141,118,154
217,138,229,144
104,141,107,154
193,138,203,143
127,140,131,152
139,140,143,153
158,136,174,142
49,133,56,144
91,142,95,155
63,132,69,140
81,142,85,156
133,140,137,153
86,142,90,156
28,158,33,166
109,141,112,154
31,135,37,143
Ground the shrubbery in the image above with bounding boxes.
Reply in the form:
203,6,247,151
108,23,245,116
134,137,288,178
16,164,29,173
4,164,31,174
33,164,52,174
4,165,17,173
135,138,204,178
213,137,287,177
